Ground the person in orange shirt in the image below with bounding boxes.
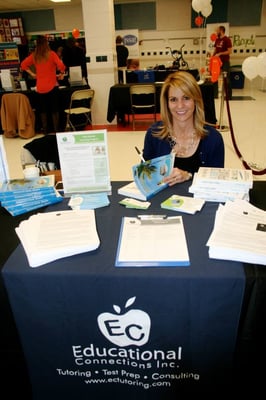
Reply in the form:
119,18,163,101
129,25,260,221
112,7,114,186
21,35,66,134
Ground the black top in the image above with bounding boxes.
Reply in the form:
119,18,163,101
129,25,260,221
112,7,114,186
116,44,129,67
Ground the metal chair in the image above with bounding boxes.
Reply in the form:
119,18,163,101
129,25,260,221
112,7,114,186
64,88,94,131
129,84,156,130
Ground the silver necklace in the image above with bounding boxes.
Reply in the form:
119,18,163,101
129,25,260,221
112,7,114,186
169,131,196,157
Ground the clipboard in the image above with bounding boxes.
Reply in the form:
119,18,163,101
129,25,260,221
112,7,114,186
115,215,190,267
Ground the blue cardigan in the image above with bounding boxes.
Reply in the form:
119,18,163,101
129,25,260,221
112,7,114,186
143,121,224,172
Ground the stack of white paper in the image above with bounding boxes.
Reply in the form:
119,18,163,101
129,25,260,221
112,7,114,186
15,209,100,268
189,167,253,202
207,199,266,265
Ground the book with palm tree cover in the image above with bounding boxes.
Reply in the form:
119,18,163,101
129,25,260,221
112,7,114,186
132,152,175,200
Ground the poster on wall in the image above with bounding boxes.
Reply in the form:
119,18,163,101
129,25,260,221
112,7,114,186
0,17,26,44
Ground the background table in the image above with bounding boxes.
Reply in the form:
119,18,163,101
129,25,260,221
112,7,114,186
2,181,265,399
0,84,90,134
107,82,217,125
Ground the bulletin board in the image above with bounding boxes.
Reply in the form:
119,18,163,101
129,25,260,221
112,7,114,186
0,17,27,45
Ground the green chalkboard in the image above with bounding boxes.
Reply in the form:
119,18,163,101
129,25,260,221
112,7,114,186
21,10,55,32
115,2,156,30
228,0,262,26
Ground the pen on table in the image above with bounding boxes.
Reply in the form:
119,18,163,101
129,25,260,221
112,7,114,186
135,146,145,163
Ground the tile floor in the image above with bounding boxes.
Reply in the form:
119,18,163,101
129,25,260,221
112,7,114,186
2,86,266,182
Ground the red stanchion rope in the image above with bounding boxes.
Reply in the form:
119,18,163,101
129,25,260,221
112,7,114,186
223,74,266,176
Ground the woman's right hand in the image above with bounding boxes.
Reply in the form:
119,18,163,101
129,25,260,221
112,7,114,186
163,167,192,186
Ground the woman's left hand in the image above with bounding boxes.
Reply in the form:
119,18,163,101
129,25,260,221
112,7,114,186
163,168,192,186
57,72,65,81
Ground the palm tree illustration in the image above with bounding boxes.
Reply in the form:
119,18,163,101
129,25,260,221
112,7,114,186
134,161,158,183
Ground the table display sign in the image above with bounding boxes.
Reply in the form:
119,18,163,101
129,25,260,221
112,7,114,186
56,130,112,196
0,135,9,184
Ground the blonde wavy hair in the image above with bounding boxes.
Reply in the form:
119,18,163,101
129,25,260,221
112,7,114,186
153,71,208,140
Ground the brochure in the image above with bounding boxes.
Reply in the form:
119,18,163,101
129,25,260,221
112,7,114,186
132,152,175,200
3,194,63,217
161,194,205,214
0,175,54,192
56,130,112,197
118,181,147,201
68,192,110,210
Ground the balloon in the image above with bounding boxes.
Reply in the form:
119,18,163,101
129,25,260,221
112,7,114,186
201,0,212,8
192,0,202,13
210,33,217,42
201,4,212,18
242,56,259,80
195,16,204,27
72,28,80,39
258,51,266,66
209,56,222,83
257,53,266,78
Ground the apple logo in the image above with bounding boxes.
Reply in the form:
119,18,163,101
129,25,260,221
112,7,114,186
97,297,151,347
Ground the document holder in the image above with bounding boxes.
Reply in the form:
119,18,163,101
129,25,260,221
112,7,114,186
115,215,190,267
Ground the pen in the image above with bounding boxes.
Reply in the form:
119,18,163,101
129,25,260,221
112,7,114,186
135,146,145,163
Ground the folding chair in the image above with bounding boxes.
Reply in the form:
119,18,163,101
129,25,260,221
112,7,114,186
64,89,94,131
129,84,156,130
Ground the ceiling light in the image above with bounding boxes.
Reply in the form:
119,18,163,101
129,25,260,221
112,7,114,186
50,0,71,3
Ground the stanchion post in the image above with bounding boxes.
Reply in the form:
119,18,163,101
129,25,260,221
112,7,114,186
218,71,229,132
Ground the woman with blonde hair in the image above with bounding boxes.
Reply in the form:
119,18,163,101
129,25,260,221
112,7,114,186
21,35,66,134
142,71,224,185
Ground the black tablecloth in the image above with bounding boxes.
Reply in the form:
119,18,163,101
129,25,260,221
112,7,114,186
2,181,266,398
107,82,217,125
0,84,89,134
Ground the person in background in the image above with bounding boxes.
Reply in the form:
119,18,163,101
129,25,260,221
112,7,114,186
62,37,88,85
213,25,233,99
21,35,66,134
56,46,64,60
127,58,140,70
142,71,224,186
116,35,129,83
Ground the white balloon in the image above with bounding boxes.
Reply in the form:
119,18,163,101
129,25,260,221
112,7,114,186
242,57,259,80
201,4,213,18
201,0,212,8
257,58,266,78
258,52,266,66
192,0,202,13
